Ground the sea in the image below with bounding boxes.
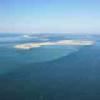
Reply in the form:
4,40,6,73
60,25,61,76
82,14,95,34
0,33,100,100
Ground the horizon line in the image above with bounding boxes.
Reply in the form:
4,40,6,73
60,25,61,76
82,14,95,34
0,32,100,34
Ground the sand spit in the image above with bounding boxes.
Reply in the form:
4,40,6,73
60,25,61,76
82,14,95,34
14,40,95,50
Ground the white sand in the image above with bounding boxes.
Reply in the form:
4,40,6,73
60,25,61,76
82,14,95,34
14,40,95,50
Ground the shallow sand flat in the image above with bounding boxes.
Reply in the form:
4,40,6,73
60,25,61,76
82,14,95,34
14,40,95,50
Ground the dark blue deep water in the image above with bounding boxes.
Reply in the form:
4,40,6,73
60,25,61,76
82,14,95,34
0,33,100,100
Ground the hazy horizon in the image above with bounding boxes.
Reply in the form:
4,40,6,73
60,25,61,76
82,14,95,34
0,32,100,35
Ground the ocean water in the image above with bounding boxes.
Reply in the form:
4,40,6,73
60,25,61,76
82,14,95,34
0,33,100,100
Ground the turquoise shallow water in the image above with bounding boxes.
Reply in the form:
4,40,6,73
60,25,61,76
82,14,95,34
0,34,81,74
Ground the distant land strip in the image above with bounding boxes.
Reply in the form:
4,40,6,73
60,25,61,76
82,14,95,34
14,40,95,50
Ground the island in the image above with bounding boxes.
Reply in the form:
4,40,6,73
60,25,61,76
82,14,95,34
14,40,95,50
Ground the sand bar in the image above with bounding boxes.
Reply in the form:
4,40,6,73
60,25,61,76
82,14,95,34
14,40,95,50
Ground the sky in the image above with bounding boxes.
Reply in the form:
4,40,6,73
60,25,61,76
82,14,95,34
0,0,100,34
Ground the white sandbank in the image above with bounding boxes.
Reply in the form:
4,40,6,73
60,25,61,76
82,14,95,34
14,40,95,50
